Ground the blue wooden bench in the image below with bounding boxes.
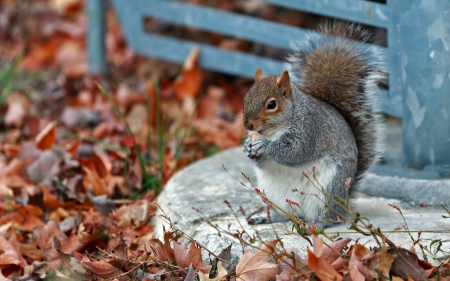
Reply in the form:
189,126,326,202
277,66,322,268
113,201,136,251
87,0,450,178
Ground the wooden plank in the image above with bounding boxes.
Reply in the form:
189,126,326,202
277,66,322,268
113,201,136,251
260,0,391,28
133,33,402,117
135,0,309,50
110,0,401,117
133,32,286,78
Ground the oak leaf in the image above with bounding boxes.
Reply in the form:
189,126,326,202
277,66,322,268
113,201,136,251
173,241,212,274
235,240,280,281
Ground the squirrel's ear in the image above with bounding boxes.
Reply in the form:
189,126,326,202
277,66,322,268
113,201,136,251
254,68,263,82
276,70,292,99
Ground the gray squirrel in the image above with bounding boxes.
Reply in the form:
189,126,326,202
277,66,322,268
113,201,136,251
242,23,386,228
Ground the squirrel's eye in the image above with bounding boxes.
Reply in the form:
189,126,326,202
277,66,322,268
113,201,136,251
267,100,277,110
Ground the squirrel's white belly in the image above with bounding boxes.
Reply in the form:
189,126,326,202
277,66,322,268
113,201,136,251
255,158,337,220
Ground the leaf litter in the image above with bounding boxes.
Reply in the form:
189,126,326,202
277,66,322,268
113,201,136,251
1,0,450,280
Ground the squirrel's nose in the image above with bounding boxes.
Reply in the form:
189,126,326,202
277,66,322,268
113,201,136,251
245,121,254,131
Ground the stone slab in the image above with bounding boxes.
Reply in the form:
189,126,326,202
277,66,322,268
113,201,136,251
154,147,450,264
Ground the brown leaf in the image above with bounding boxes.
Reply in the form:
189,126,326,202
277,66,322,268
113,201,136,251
62,233,85,255
116,201,149,228
0,234,26,268
198,261,228,281
164,231,175,264
173,241,212,274
418,258,437,277
322,238,351,266
83,167,107,195
307,247,342,281
92,152,108,179
389,248,428,281
139,239,168,262
4,93,30,128
277,248,308,281
0,158,26,177
41,184,60,210
312,234,323,258
81,261,121,279
20,242,44,261
173,48,204,99
77,223,96,244
52,236,71,267
236,240,280,281
348,244,373,280
34,220,67,262
113,234,128,260
35,121,58,150
196,86,224,119
64,139,80,156
372,246,396,280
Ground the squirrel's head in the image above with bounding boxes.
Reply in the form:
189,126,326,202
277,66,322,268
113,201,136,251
243,69,293,137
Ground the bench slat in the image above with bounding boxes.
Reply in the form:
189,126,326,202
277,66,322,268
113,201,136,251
110,0,401,117
260,0,391,28
136,0,311,50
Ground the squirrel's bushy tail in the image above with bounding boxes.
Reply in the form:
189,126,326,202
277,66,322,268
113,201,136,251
287,23,386,184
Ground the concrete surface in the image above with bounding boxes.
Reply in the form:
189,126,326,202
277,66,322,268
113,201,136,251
153,120,450,264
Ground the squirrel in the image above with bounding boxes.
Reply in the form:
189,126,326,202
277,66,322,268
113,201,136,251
243,23,386,228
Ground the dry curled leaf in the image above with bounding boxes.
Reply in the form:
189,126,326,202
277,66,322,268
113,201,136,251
35,121,58,150
198,261,228,281
308,247,342,281
173,48,204,99
173,241,212,274
276,248,307,281
235,240,280,281
81,260,121,279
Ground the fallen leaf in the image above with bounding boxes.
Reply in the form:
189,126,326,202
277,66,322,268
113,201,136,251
173,48,204,99
173,241,212,274
116,201,149,228
198,261,228,281
41,184,60,210
322,238,351,266
4,93,30,128
389,248,428,281
312,234,323,258
235,240,280,281
0,234,27,277
87,189,115,216
35,121,58,150
81,261,121,279
307,246,342,281
0,158,26,177
83,167,107,195
185,264,196,281
371,245,396,280
276,248,307,281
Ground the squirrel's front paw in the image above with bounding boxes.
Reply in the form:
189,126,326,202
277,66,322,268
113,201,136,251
243,138,267,159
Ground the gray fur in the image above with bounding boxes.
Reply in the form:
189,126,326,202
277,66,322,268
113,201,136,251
243,24,385,228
